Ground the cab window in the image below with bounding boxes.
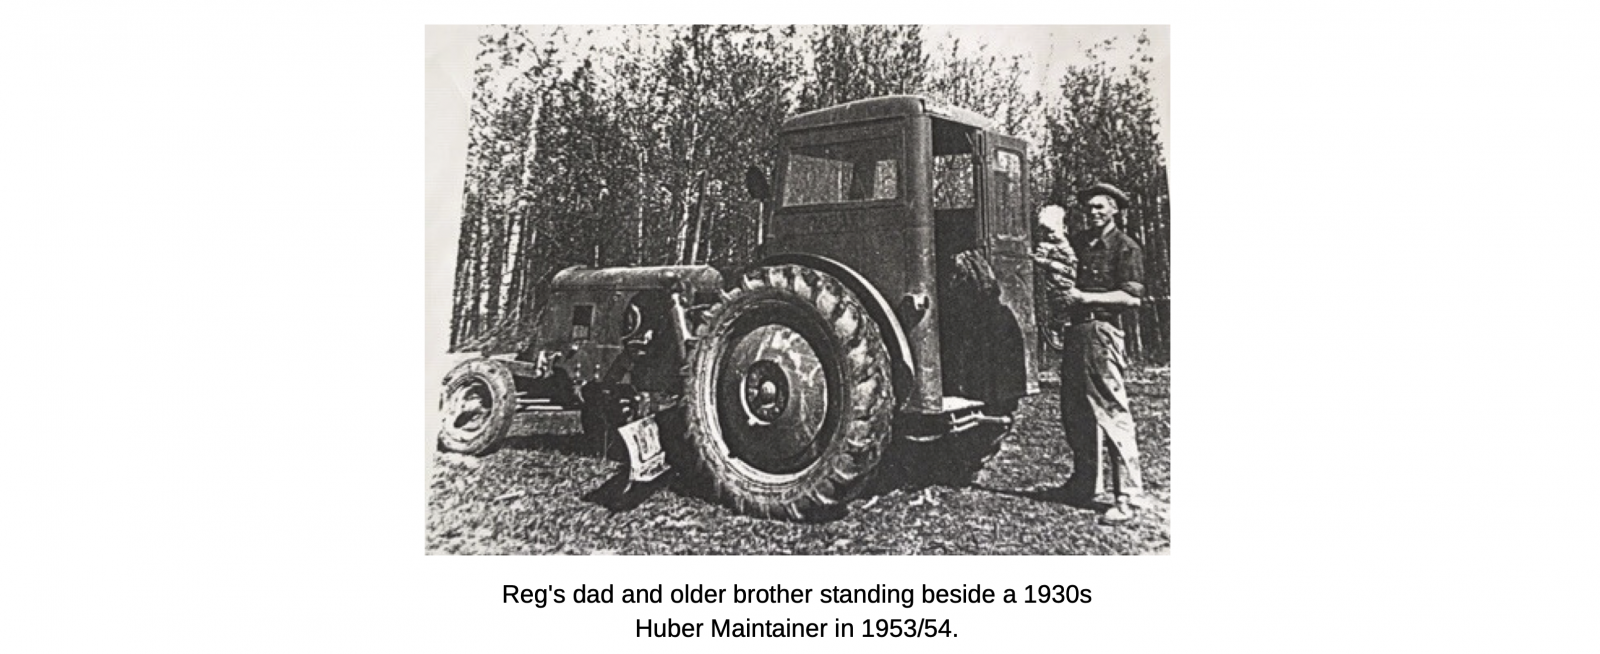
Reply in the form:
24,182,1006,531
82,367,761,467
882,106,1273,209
993,149,1024,230
781,137,899,207
932,119,977,209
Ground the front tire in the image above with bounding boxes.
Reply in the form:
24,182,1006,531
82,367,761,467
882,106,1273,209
437,358,517,455
686,265,893,520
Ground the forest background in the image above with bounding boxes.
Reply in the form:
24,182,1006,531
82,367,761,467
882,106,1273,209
448,24,1171,363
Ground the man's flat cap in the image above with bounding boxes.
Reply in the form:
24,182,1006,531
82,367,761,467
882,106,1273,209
1075,182,1131,209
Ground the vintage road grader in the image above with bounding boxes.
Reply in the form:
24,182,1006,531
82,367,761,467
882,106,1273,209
438,95,1041,520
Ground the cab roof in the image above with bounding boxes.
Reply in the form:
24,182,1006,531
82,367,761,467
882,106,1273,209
780,95,995,133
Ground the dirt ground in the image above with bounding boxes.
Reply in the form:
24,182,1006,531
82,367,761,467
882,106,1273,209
426,367,1170,555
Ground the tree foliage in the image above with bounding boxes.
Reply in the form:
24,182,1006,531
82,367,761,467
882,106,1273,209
452,26,556,346
450,26,1171,364
799,25,927,111
1044,31,1170,362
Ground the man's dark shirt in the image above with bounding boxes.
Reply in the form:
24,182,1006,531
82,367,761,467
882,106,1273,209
1070,226,1146,322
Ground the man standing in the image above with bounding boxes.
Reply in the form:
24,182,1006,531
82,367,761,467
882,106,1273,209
1058,182,1147,524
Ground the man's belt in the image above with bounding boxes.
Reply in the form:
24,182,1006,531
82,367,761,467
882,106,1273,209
1070,310,1122,325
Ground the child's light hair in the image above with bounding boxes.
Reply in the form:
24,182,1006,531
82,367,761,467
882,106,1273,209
1037,204,1068,241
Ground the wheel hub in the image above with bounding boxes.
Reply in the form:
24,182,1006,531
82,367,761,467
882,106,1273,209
742,360,789,424
447,382,491,433
718,322,830,474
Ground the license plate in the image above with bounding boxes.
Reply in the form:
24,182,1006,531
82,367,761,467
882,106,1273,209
616,415,669,483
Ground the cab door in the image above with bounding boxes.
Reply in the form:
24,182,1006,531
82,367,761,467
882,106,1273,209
974,132,1039,400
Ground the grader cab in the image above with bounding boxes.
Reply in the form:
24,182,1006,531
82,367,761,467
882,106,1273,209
439,95,1040,520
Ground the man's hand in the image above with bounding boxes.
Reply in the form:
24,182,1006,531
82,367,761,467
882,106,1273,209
1061,287,1084,307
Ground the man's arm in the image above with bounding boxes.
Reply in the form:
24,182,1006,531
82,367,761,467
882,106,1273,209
1066,288,1142,309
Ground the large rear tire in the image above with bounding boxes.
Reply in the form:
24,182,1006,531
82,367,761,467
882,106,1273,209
686,265,893,520
437,358,517,455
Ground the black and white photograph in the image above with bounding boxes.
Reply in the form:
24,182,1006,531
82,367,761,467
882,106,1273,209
22,5,1600,651
426,24,1172,554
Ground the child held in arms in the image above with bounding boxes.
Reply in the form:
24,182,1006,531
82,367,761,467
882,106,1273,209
1032,204,1078,348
